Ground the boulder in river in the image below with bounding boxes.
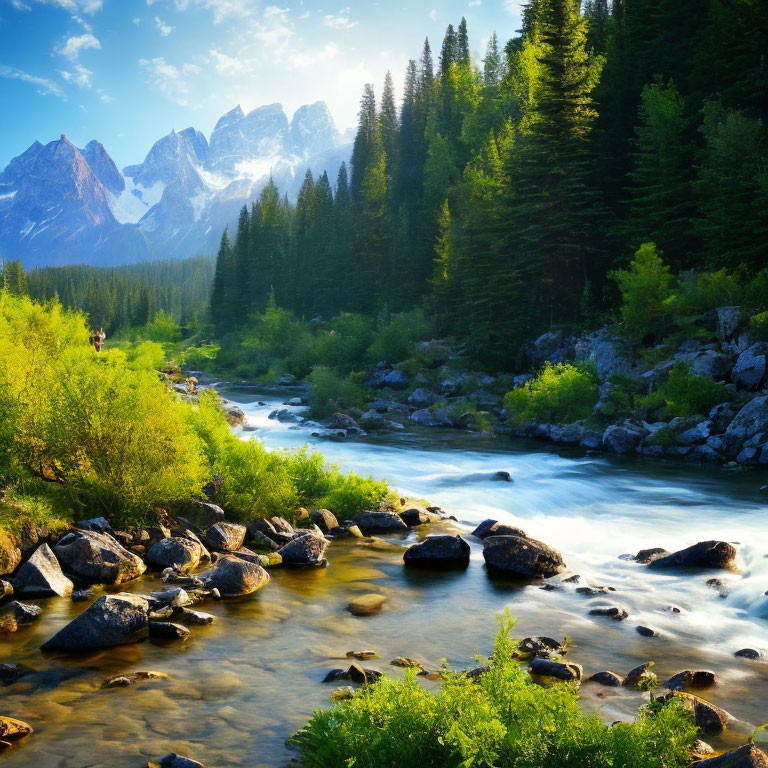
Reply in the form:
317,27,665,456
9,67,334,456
648,541,737,570
623,662,657,689
602,423,648,454
12,543,73,597
587,671,625,687
0,716,33,743
518,636,565,659
150,754,207,768
661,691,730,733
482,535,564,579
148,621,190,640
0,530,21,577
356,510,407,534
308,509,339,533
734,648,763,660
41,593,149,651
0,601,42,632
403,535,470,568
146,537,207,573
472,519,528,540
54,529,146,585
636,625,661,638
0,663,33,686
102,670,167,688
723,396,768,458
203,522,246,552
400,507,442,526
278,533,327,566
200,554,269,598
589,606,629,620
663,670,717,691
347,593,387,616
731,343,768,390
689,744,768,767
529,657,582,681
634,547,670,564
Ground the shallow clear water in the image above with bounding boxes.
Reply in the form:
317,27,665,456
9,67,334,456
2,386,768,766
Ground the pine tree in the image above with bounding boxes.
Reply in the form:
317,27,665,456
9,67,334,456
210,228,235,331
232,205,251,321
1,260,28,296
380,71,399,186
457,17,470,65
350,84,378,201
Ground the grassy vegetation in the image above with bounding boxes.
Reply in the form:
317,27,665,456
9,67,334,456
0,292,388,531
504,363,599,425
292,614,698,768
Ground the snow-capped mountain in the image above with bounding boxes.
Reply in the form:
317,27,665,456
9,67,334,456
0,101,350,268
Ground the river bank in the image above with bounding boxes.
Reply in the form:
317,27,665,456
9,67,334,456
1,386,767,766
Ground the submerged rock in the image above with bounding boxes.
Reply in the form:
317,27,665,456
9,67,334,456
663,670,717,691
589,606,629,621
403,535,470,568
54,529,146,585
347,593,387,616
102,670,167,688
41,593,149,651
482,535,564,579
623,662,657,690
150,754,207,768
734,648,763,660
148,621,190,640
201,554,269,598
648,541,737,570
518,636,564,659
0,716,33,742
634,547,670,564
12,543,73,597
0,601,42,633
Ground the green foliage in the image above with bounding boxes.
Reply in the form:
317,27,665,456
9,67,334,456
594,373,637,420
141,309,182,343
645,362,728,418
750,311,768,341
504,363,599,424
292,614,697,768
0,294,388,528
647,425,679,448
610,243,674,339
367,309,432,364
307,367,368,419
671,269,743,315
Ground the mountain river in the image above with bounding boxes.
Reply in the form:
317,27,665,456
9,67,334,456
2,384,767,766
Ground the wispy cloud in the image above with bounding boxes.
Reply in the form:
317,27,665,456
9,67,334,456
139,56,201,105
154,15,173,36
57,32,101,60
323,9,357,30
12,0,103,13
0,64,65,97
59,62,93,87
147,0,253,23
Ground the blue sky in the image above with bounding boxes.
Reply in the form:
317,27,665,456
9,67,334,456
0,0,523,170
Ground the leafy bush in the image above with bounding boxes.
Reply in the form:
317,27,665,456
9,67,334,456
647,425,679,448
593,373,637,420
0,294,388,528
292,614,697,768
672,268,743,315
655,361,727,418
504,363,598,424
610,243,674,340
750,311,768,341
367,309,432,365
141,309,182,344
307,367,368,419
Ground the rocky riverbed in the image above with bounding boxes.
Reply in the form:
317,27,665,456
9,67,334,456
1,388,767,766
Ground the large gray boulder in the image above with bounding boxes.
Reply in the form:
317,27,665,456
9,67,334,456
309,508,339,533
472,519,527,540
54,530,146,585
201,554,269,597
146,537,207,573
407,388,439,408
0,601,42,632
403,535,470,568
723,396,768,457
410,408,454,427
13,543,73,597
482,535,565,578
602,423,648,454
648,541,737,570
356,510,408,534
715,306,744,341
731,343,768,390
203,522,246,552
278,533,327,566
41,593,149,651
574,328,635,381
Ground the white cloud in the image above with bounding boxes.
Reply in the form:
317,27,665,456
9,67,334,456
209,49,247,75
17,0,103,13
132,16,141,23
97,88,113,102
147,0,251,23
10,1,32,10
469,0,481,6
0,64,65,98
323,10,357,30
59,62,93,87
154,15,173,35
139,56,201,105
57,32,101,60
428,9,437,20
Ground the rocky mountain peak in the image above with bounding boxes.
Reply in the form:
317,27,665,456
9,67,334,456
81,139,125,194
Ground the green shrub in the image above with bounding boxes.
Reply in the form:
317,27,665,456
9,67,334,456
367,309,432,365
647,425,679,448
182,343,221,370
126,340,166,371
307,366,368,419
672,268,743,315
656,361,727,417
750,311,768,341
141,309,182,343
610,243,674,340
504,363,598,424
594,373,637,421
292,614,697,768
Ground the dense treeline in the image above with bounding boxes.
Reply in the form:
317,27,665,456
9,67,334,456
9,256,214,334
210,0,767,369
